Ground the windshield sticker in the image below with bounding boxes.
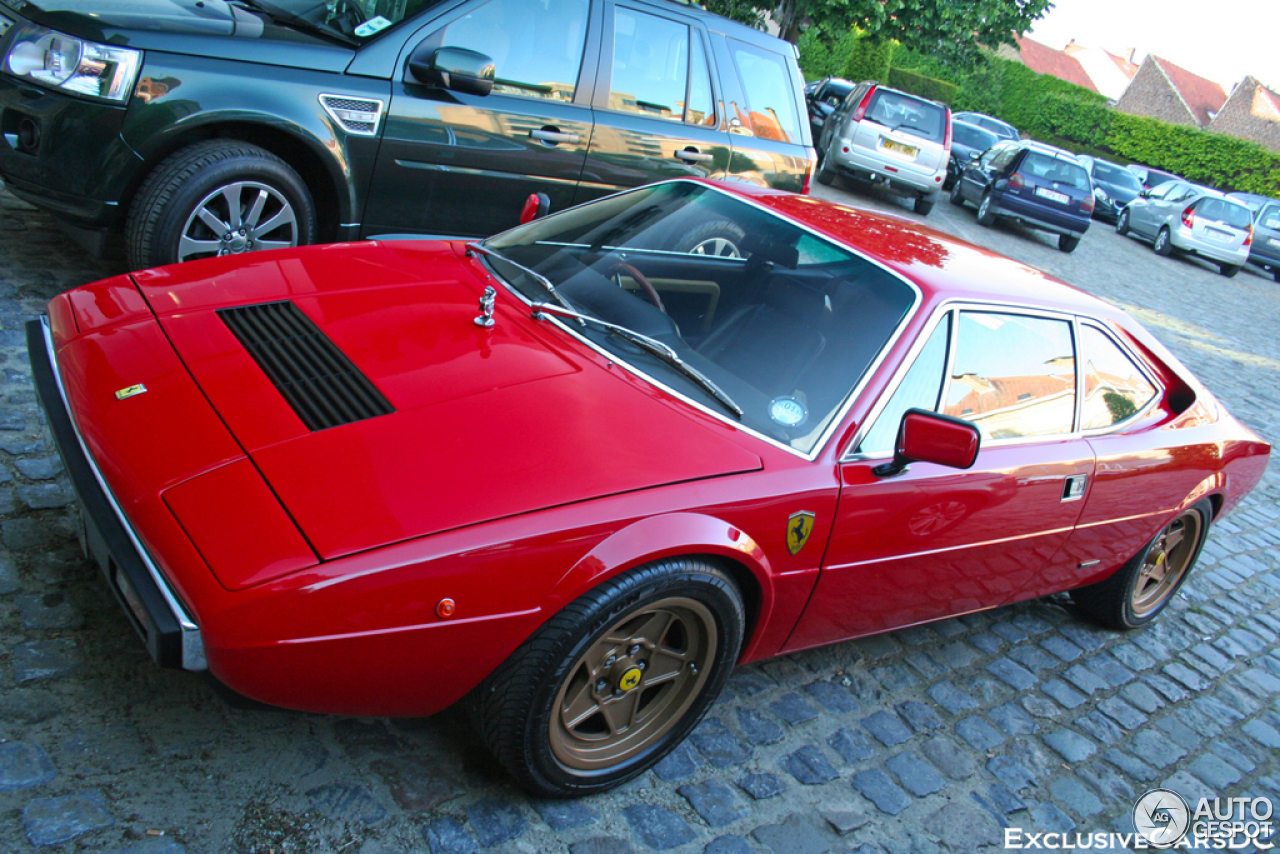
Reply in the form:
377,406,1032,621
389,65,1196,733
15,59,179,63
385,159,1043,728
355,16,392,37
770,397,808,428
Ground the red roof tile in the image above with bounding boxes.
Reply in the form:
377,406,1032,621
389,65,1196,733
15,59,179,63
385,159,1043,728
1152,56,1227,126
1014,36,1099,92
1104,50,1139,80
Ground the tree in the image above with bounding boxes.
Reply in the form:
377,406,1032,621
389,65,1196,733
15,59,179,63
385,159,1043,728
704,0,1055,67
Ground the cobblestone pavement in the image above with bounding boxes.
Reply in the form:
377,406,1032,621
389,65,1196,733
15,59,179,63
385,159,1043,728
1,178,1278,854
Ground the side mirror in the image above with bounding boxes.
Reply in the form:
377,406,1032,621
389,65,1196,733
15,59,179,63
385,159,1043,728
408,46,495,96
873,409,980,478
519,192,550,224
1139,188,1151,198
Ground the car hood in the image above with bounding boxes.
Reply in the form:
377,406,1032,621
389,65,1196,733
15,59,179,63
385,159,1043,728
135,242,763,560
10,0,352,69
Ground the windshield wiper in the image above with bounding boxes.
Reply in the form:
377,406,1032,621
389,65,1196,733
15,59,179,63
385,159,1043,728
230,0,360,46
530,302,743,419
466,242,583,323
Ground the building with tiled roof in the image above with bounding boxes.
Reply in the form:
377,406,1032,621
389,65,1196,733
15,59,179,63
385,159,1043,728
998,36,1098,93
1062,41,1139,101
1115,55,1227,128
1209,76,1280,153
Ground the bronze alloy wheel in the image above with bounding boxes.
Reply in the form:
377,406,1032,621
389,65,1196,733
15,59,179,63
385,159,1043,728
1130,510,1202,618
550,596,717,771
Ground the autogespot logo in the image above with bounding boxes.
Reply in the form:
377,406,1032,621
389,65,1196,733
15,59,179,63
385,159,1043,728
1133,789,1191,848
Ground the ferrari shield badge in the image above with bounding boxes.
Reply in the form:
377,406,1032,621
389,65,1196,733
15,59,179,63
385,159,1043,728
787,511,816,556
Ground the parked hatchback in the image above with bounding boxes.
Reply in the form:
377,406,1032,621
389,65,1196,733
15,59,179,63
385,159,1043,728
1077,155,1143,223
1229,194,1280,282
950,139,1094,252
814,82,951,215
0,0,813,269
1118,181,1255,277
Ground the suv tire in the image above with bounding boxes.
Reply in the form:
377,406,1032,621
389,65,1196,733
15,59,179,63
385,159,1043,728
679,220,746,258
914,196,935,216
949,181,965,207
127,140,316,271
815,146,837,186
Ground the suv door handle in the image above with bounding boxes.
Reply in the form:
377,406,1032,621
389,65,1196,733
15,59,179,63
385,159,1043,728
531,128,580,145
675,148,713,163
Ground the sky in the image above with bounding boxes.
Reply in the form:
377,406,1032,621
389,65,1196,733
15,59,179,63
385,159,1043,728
1026,0,1279,92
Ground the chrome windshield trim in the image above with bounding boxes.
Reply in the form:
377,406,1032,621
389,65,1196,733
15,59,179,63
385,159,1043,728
40,318,206,671
479,179,923,462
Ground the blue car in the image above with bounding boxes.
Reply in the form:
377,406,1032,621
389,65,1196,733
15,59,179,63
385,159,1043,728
950,140,1094,253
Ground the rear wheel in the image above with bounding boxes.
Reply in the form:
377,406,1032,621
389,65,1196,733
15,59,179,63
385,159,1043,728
678,220,746,259
1154,226,1173,256
976,192,997,226
1058,234,1081,253
467,558,745,797
914,196,935,216
1218,263,1241,278
1070,499,1211,630
126,140,315,270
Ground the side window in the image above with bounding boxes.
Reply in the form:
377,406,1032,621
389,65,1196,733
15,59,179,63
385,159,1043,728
1080,325,1157,430
611,9,698,122
727,39,803,143
943,312,1076,441
859,314,951,455
441,0,589,101
1260,204,1280,230
687,30,715,126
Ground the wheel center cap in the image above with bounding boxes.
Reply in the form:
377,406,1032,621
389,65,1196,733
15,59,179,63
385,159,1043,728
617,667,643,692
229,235,248,252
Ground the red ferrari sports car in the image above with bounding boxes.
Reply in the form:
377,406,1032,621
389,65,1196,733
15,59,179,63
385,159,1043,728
28,179,1269,797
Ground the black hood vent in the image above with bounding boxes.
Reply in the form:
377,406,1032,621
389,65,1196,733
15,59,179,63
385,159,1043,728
218,301,394,431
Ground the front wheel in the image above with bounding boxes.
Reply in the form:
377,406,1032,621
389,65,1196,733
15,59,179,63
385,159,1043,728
678,219,746,259
949,180,965,206
126,140,316,270
468,558,745,797
815,146,837,186
1154,226,1173,256
1070,499,1211,630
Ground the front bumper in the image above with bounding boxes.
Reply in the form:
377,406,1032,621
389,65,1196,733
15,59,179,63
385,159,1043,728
26,317,206,671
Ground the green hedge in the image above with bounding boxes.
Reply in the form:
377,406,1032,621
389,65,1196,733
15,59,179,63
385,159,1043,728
887,68,960,105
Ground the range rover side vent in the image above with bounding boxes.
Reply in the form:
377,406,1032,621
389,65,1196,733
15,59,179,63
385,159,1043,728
319,94,385,136
218,301,394,431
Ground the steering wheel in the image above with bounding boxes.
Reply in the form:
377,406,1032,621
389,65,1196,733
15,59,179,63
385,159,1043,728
608,262,665,313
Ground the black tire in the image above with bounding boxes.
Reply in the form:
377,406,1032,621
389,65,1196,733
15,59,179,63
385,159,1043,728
1218,263,1241,278
1070,499,1211,630
1154,226,1173,257
1059,234,1081,253
678,219,746,259
949,180,965,207
467,558,745,797
815,146,836,186
1116,208,1130,236
126,140,316,270
976,192,997,226
914,196,935,216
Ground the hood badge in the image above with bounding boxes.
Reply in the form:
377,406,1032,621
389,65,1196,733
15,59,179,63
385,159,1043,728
474,286,497,328
115,384,147,401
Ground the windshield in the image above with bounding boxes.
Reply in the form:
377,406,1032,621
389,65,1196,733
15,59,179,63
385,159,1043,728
953,123,997,152
484,182,917,454
248,0,445,41
1092,161,1142,191
1023,153,1091,192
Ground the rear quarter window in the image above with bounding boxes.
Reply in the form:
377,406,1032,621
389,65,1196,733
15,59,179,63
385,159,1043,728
728,40,803,143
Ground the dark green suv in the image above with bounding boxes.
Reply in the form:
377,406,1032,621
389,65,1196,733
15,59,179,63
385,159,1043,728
0,0,812,269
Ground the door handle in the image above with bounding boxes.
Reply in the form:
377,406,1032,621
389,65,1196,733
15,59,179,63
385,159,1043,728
1062,474,1088,501
531,128,580,145
675,148,713,163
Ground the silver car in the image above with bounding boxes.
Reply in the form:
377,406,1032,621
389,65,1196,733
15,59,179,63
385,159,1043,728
815,82,951,216
1117,180,1254,277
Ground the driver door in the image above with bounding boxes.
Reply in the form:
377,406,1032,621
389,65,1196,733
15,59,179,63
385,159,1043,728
784,308,1095,650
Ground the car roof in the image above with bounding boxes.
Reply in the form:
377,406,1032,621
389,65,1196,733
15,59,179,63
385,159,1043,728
702,179,1113,318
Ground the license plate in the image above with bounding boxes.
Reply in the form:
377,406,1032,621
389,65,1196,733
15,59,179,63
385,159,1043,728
1207,228,1231,242
881,138,917,158
1035,187,1070,204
